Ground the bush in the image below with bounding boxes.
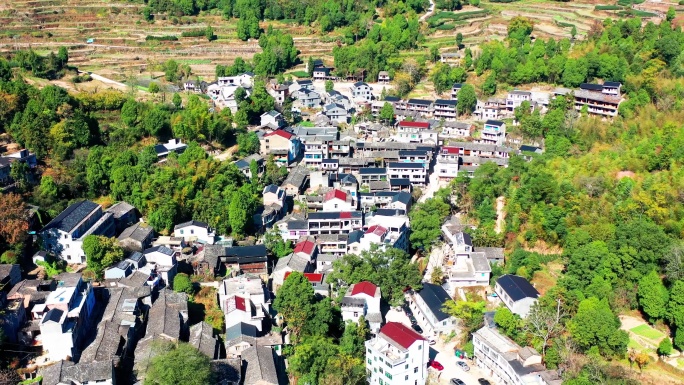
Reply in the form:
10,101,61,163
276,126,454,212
470,0,480,6
173,273,194,294
181,29,205,38
657,338,673,356
0,251,19,264
145,35,178,41
436,23,456,30
595,5,622,10
680,0,684,5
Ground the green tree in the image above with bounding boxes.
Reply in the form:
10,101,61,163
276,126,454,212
237,131,260,155
666,6,676,22
443,294,486,334
494,307,521,339
144,342,211,385
508,16,534,43
456,32,463,47
409,196,451,251
339,317,369,357
570,25,577,40
430,45,440,63
568,297,628,357
142,6,153,21
658,338,673,357
667,280,684,331
307,57,315,77
39,175,59,201
57,47,69,66
273,272,316,342
456,84,477,116
172,93,182,109
482,73,497,96
379,102,394,124
82,235,124,278
205,25,215,41
228,189,251,235
637,270,669,322
264,228,293,258
148,82,160,94
325,80,334,92
288,336,339,384
164,60,179,82
142,107,167,137
431,266,444,284
173,273,194,294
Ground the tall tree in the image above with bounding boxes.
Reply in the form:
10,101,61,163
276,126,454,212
568,297,628,357
637,270,669,322
456,84,477,115
144,342,211,385
273,272,316,342
0,193,29,247
82,235,124,278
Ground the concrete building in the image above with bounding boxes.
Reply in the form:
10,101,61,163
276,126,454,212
173,220,215,245
506,90,532,111
409,283,456,336
387,162,428,186
40,200,115,264
341,281,382,333
495,275,540,318
433,99,458,121
473,325,562,385
365,322,429,385
480,120,506,146
351,81,373,102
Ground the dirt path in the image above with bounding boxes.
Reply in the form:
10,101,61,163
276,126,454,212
495,196,505,234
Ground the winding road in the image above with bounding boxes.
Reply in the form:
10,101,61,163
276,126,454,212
420,0,436,22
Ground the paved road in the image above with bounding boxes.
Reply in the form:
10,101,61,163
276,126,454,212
420,0,436,22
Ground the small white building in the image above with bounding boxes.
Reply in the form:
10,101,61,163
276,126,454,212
495,274,540,318
260,110,285,129
322,189,356,211
341,281,382,333
173,220,216,245
481,120,506,146
219,275,270,332
365,322,429,385
351,81,372,102
506,90,532,111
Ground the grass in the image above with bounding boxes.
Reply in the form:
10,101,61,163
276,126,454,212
617,0,645,5
289,70,310,78
595,5,623,10
427,10,489,27
631,324,666,340
176,59,212,65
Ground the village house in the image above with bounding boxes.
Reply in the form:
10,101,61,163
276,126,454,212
261,184,287,229
117,222,154,252
280,165,309,196
151,236,186,253
294,88,322,108
451,83,463,100
433,99,458,121
268,83,290,105
271,253,315,291
0,264,21,289
378,71,390,83
351,81,373,102
409,283,457,336
495,274,540,318
439,121,472,140
475,98,507,121
506,90,532,111
40,200,116,264
480,120,507,146
219,274,270,332
189,321,221,359
393,120,438,145
173,220,216,245
0,149,37,186
435,146,460,181
323,103,349,125
225,322,257,358
341,281,383,333
234,153,265,180
359,167,387,185
573,82,623,117
313,66,333,80
154,138,188,160
260,110,285,129
260,129,301,166
142,246,178,287
241,346,286,385
387,162,428,186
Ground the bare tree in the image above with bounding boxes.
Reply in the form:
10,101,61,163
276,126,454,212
524,299,566,359
665,242,684,282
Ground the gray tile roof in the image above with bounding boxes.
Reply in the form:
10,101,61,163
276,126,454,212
211,359,242,384
145,289,188,340
242,346,280,385
417,283,452,322
143,246,175,256
40,360,115,385
274,253,310,272
117,270,150,287
118,222,154,242
470,252,492,273
174,220,209,230
225,322,257,348
105,201,135,219
189,321,219,359
42,200,99,233
80,321,125,363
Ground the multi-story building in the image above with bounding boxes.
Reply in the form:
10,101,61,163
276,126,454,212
409,283,457,336
173,220,216,245
387,162,428,186
506,90,532,111
352,82,373,102
294,126,338,169
307,211,364,236
451,83,463,100
219,275,270,332
359,167,388,185
573,82,623,117
378,71,390,83
445,251,491,290
371,96,400,116
365,322,429,385
439,121,472,140
475,98,507,120
341,281,382,333
406,99,433,116
324,103,349,125
359,224,410,253
393,121,438,145
294,88,322,108
473,325,562,385
40,201,116,264
433,99,458,121
313,66,333,81
480,120,506,146
435,146,460,181
260,129,301,166
39,273,96,361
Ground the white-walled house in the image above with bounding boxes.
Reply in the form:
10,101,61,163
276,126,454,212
322,189,356,211
341,281,382,333
40,200,116,264
365,322,429,385
409,283,457,336
495,275,540,318
173,220,216,245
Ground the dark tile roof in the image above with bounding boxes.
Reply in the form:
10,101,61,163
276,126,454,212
263,184,280,195
374,208,405,216
519,145,541,153
242,346,280,385
41,360,115,385
603,81,621,87
485,120,504,126
347,230,364,244
407,98,433,106
224,245,267,258
42,200,99,233
298,79,313,85
579,83,603,91
497,275,539,301
417,283,452,321
398,150,428,157
435,99,457,106
143,246,175,256
389,178,411,186
308,211,362,220
189,322,219,359
128,252,144,263
353,81,368,88
80,321,125,363
388,162,424,169
225,322,258,347
359,167,387,175
211,359,242,383
174,220,209,230
392,192,412,206
383,96,400,102
452,83,463,88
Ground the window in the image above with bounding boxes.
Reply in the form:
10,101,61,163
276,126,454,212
405,364,408,369
385,373,392,380
354,312,358,317
64,234,68,239
418,345,422,350
368,358,372,365
180,230,184,235
190,229,194,235
405,375,409,380
379,367,383,374
414,367,418,373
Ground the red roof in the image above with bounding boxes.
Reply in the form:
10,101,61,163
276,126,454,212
441,146,461,154
351,281,378,297
324,189,347,202
365,225,387,237
285,271,323,283
264,129,293,140
399,121,430,129
339,212,353,219
227,295,247,312
380,322,425,349
293,240,316,256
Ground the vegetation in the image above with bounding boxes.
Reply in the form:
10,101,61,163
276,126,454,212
144,342,212,385
82,235,124,278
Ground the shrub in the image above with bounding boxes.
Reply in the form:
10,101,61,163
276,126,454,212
181,29,205,38
173,273,194,294
595,5,622,10
0,251,19,264
436,23,456,30
145,35,178,41
657,338,673,356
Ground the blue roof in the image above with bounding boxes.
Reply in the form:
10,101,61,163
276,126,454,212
359,167,387,175
485,120,504,126
417,283,452,322
392,192,412,206
42,200,99,233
